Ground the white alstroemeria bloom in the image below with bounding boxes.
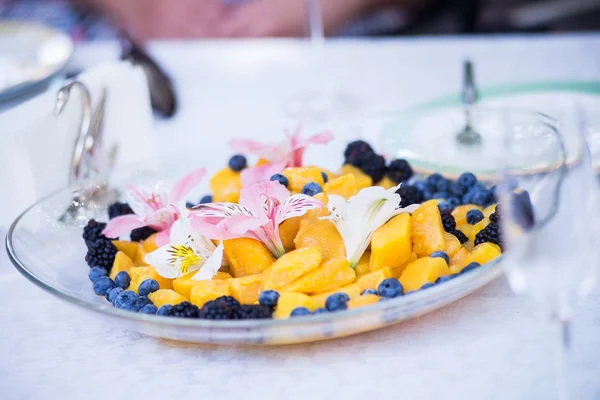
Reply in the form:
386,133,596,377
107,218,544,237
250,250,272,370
320,184,420,268
145,216,224,280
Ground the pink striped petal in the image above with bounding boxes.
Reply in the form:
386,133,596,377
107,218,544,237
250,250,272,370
102,214,145,238
297,131,334,148
155,228,171,247
170,168,207,203
275,194,323,226
217,214,264,236
240,162,286,187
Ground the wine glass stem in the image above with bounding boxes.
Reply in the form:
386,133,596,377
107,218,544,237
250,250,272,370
555,318,571,400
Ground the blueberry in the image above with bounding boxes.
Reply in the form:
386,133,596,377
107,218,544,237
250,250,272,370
113,290,138,309
430,251,450,264
132,296,152,311
105,286,123,303
420,282,435,290
471,182,486,193
449,181,465,197
92,276,115,296
438,202,453,213
228,154,247,171
157,305,173,316
426,173,444,187
114,271,131,289
466,209,485,225
460,262,481,274
361,289,378,295
377,278,403,298
325,293,350,312
447,197,461,208
432,191,448,200
185,201,196,208
423,190,435,200
471,190,491,207
88,266,108,282
258,290,280,307
139,304,158,315
462,191,474,205
290,307,312,317
138,279,159,297
301,182,322,196
436,179,451,193
199,195,213,204
313,308,328,314
414,180,427,192
270,173,289,187
458,172,477,189
435,274,456,284
321,171,329,183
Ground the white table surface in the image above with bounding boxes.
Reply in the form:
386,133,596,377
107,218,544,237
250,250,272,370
2,34,600,400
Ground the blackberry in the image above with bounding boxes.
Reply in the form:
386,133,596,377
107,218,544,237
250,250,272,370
83,219,110,248
489,205,500,223
213,296,240,309
199,300,235,320
474,221,502,249
85,238,117,269
168,302,200,319
344,140,374,166
440,210,456,232
450,229,469,244
357,152,387,183
234,304,273,320
387,159,413,183
107,202,134,220
130,226,157,242
396,185,422,208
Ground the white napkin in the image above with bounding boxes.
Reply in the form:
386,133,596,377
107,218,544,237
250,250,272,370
0,61,155,228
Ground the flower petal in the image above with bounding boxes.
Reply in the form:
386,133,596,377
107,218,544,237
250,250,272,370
217,214,264,236
155,228,171,247
240,162,286,188
101,214,145,239
145,242,202,279
239,180,290,220
275,194,323,226
127,187,168,216
192,243,224,281
193,202,254,219
169,168,206,203
143,208,178,231
295,130,334,149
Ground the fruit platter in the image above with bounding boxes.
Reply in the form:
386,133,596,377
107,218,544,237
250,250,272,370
7,128,508,345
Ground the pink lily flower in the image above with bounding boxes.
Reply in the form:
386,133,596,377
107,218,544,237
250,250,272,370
191,180,322,258
102,168,206,246
229,126,334,167
240,162,285,187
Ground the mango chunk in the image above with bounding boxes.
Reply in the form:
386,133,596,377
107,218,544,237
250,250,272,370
129,266,173,293
375,176,397,189
339,165,373,190
112,241,138,261
457,223,473,239
312,283,362,308
323,174,358,199
109,251,135,280
134,244,149,266
449,247,470,274
210,167,242,203
452,204,482,226
142,233,158,253
355,251,371,277
173,271,229,299
370,213,412,273
348,294,380,309
483,204,497,219
279,216,302,253
411,200,446,257
469,218,490,242
282,167,325,193
273,292,318,319
442,232,462,258
190,280,231,308
255,158,270,167
223,238,275,278
399,257,450,292
229,274,262,304
356,267,393,291
148,289,188,308
466,243,501,266
262,246,323,291
284,257,355,295
294,214,345,261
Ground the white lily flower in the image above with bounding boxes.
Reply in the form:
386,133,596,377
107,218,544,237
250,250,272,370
320,184,419,268
145,216,224,280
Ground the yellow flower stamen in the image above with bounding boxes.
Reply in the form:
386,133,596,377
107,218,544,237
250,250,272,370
166,245,202,275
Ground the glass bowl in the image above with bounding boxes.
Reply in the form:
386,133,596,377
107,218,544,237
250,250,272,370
6,126,505,346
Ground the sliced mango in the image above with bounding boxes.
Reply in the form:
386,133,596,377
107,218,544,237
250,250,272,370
294,213,345,261
411,200,446,257
210,167,242,203
109,251,135,280
223,238,275,278
283,257,355,295
466,243,501,266
370,213,412,273
469,218,490,242
148,289,188,308
134,244,149,266
356,267,393,292
452,204,482,226
483,204,497,219
129,266,173,293
282,167,325,193
229,274,262,304
173,271,230,299
348,294,380,309
339,165,373,190
323,174,358,199
355,251,371,277
190,280,231,308
312,283,362,308
442,232,462,258
273,292,318,319
399,257,449,292
142,233,158,253
449,247,470,274
112,241,138,261
262,246,323,291
279,216,302,253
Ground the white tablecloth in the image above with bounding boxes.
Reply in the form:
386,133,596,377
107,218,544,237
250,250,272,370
2,34,600,400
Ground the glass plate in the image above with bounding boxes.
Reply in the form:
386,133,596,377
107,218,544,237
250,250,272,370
5,142,503,346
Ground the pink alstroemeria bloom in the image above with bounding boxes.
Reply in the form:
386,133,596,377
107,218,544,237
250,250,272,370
102,168,206,246
239,162,285,188
229,126,334,167
192,180,322,258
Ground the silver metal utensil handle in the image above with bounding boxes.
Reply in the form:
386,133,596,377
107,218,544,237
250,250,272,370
462,60,478,106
